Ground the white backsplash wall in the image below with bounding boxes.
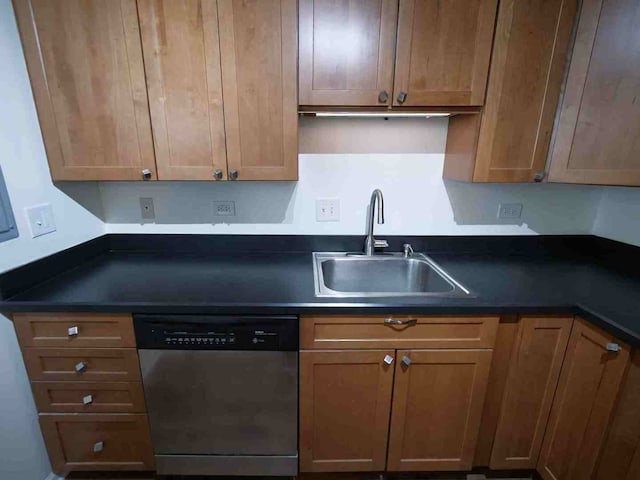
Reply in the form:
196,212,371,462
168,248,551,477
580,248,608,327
593,187,640,247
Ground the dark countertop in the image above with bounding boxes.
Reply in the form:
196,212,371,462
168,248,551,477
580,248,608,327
2,234,640,347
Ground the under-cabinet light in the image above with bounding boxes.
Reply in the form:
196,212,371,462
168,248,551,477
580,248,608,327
311,112,450,118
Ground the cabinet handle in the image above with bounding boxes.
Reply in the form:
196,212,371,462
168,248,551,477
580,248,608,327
75,361,87,373
401,356,412,367
82,394,93,405
534,171,546,182
384,318,417,326
213,169,223,180
383,354,394,365
606,342,621,352
397,91,407,104
141,169,152,180
68,326,79,336
378,90,389,103
93,441,104,453
229,170,239,180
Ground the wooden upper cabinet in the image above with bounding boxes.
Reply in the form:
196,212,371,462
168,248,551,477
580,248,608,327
537,319,630,480
387,349,493,471
392,0,498,106
548,0,640,186
218,0,298,181
298,0,398,107
12,0,156,181
138,0,227,181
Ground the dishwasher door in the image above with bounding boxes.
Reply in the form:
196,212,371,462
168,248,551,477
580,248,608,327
139,349,297,472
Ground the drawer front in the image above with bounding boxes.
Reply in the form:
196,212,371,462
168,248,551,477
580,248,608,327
301,315,499,349
24,348,141,382
32,382,146,413
14,313,135,348
40,414,154,474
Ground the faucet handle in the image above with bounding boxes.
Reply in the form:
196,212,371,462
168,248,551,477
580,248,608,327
403,243,414,257
374,239,389,249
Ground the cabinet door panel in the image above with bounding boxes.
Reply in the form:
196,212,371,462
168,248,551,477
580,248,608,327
388,349,493,471
549,0,640,185
138,0,227,180
218,0,298,180
300,350,394,472
537,319,630,480
299,0,398,106
393,0,497,106
13,0,156,180
490,317,573,469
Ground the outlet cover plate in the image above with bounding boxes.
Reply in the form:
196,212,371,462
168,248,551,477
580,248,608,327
139,197,155,221
214,201,236,217
25,203,56,238
316,199,340,222
497,203,523,219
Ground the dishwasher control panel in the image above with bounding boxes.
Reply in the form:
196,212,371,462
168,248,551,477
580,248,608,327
134,315,298,351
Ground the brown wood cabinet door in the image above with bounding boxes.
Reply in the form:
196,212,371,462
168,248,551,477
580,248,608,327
218,0,298,180
548,0,640,186
12,0,156,181
299,0,398,107
299,350,395,472
472,0,578,182
490,317,573,469
393,0,498,106
537,319,630,480
138,0,227,181
388,349,493,471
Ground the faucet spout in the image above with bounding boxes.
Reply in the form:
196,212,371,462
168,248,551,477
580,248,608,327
364,189,386,255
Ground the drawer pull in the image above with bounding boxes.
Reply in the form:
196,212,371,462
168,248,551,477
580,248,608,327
68,326,79,336
383,355,394,365
75,361,87,373
606,343,621,352
384,318,418,326
93,441,104,453
82,394,93,405
401,356,412,367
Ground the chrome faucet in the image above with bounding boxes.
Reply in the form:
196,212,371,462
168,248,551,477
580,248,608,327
364,189,388,255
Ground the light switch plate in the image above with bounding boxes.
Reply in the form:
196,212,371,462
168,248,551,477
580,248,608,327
316,199,340,222
25,203,56,238
497,203,523,219
213,201,236,217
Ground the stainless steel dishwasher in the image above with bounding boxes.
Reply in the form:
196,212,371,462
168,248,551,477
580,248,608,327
134,314,298,476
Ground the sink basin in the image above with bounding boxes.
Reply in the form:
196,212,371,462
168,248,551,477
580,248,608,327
313,252,473,298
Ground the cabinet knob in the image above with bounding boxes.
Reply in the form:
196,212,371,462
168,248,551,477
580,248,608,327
213,169,223,180
82,394,93,405
383,354,394,365
606,342,621,352
534,171,546,182
68,326,79,336
378,90,389,103
75,361,87,373
397,91,407,104
229,170,239,181
142,169,152,180
401,356,412,367
93,441,104,453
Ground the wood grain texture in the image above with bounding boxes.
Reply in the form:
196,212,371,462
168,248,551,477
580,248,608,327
40,414,154,475
490,317,573,469
299,350,394,472
23,348,141,382
595,350,640,480
14,313,135,348
393,0,498,106
218,0,298,180
300,315,499,350
138,0,227,180
443,113,482,182
298,0,398,106
387,349,493,471
537,318,630,480
548,0,640,185
12,0,156,181
32,382,146,414
473,0,577,182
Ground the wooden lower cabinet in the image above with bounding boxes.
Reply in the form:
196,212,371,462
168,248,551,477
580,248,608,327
387,349,493,471
537,319,630,480
299,350,395,472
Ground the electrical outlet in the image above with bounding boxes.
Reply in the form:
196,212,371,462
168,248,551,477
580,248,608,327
214,201,236,217
497,203,523,219
316,199,340,222
139,197,155,221
25,203,56,238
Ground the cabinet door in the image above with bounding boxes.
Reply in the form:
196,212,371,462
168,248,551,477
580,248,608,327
472,0,578,182
299,350,395,472
548,0,640,186
299,0,398,107
218,0,298,180
392,0,497,106
138,0,227,181
537,319,630,480
12,0,156,181
388,349,493,471
490,317,572,469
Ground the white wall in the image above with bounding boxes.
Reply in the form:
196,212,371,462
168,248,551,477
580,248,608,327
593,187,640,247
0,1,104,478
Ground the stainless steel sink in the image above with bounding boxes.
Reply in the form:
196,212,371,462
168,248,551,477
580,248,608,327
313,252,473,298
